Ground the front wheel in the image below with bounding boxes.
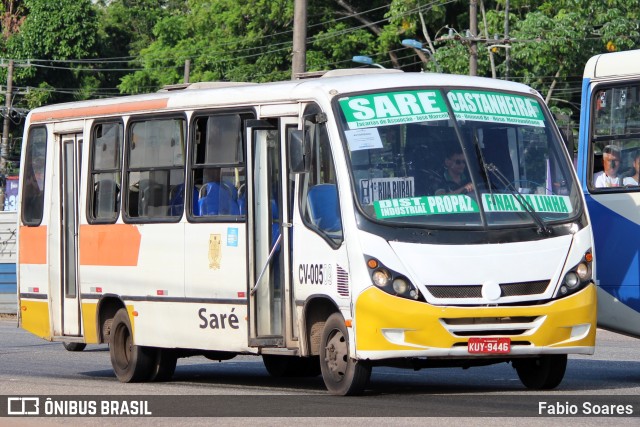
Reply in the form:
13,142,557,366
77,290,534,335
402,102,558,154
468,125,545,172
513,354,567,390
320,313,371,395
109,308,155,382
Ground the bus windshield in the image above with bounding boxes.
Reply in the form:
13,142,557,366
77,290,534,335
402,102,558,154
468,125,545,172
336,88,580,228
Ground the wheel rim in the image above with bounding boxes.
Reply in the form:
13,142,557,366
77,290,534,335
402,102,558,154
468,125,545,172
324,328,348,383
113,323,132,370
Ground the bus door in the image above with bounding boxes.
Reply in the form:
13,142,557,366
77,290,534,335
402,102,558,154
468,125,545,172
246,118,293,347
53,132,83,337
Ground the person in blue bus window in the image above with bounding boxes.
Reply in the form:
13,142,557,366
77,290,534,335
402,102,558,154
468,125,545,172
623,150,640,186
594,145,622,188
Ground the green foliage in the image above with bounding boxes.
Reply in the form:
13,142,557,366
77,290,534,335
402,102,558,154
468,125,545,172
19,0,97,59
504,1,639,122
2,0,102,111
0,0,638,123
23,81,54,109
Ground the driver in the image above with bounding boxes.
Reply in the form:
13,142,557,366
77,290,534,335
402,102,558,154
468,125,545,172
434,145,474,195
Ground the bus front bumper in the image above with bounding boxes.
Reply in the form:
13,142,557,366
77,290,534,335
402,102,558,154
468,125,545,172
354,284,596,360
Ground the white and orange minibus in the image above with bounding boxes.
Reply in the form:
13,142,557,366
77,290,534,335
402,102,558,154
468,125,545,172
18,70,595,395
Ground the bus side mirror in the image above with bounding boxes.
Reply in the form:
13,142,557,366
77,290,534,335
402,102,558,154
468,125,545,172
288,129,311,173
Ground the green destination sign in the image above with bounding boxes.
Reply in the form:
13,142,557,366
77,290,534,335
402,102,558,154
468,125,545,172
481,193,572,214
339,90,449,129
374,195,479,219
447,90,545,127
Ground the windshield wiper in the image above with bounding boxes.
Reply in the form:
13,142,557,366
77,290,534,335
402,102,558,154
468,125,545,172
483,162,552,235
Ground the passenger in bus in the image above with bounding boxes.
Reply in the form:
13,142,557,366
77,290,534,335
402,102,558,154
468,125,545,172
594,145,622,187
434,145,474,195
622,150,640,186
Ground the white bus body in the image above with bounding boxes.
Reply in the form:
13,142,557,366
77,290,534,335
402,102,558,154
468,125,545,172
18,70,595,394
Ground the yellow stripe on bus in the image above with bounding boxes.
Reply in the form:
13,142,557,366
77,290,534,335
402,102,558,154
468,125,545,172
81,302,99,344
355,285,596,351
20,300,51,340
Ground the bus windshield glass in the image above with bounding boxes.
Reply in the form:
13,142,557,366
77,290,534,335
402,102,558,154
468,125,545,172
336,88,580,227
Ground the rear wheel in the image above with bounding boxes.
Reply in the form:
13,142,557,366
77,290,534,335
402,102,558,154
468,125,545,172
109,308,155,382
319,313,370,395
263,355,321,377
149,349,177,382
63,342,86,352
513,354,567,390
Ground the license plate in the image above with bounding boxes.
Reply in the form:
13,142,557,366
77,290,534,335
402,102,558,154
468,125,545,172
467,337,511,354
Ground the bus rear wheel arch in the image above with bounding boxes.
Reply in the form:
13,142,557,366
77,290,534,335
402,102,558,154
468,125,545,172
319,312,371,395
513,354,567,390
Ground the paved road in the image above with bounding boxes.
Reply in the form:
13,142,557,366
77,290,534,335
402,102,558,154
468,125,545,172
1,316,639,426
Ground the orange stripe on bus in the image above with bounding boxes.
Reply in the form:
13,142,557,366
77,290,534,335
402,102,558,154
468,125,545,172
19,226,47,264
31,99,169,122
79,224,141,266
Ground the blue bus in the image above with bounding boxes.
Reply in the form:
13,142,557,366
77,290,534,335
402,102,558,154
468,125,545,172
578,49,640,337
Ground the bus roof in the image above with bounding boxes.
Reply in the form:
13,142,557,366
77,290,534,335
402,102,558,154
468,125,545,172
584,49,640,79
27,71,540,124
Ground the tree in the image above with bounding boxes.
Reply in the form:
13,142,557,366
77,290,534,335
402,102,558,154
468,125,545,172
4,0,100,107
118,0,397,93
1,0,25,41
508,1,639,119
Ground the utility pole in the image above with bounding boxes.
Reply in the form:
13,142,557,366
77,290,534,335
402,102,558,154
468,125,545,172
292,0,307,79
504,0,510,80
184,59,191,84
0,59,14,211
469,0,478,76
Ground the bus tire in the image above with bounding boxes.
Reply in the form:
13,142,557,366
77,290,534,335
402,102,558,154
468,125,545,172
149,349,177,382
319,313,370,395
63,342,86,352
513,354,567,390
263,355,321,377
109,308,155,383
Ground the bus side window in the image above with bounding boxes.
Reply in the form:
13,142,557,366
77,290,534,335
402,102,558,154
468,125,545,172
21,127,47,226
300,108,343,245
125,118,186,221
189,113,250,219
88,122,123,223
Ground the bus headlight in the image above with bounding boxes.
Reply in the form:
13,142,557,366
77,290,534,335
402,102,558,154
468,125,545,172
372,269,391,287
557,251,592,298
563,272,580,289
392,278,409,294
365,256,420,301
576,263,590,280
